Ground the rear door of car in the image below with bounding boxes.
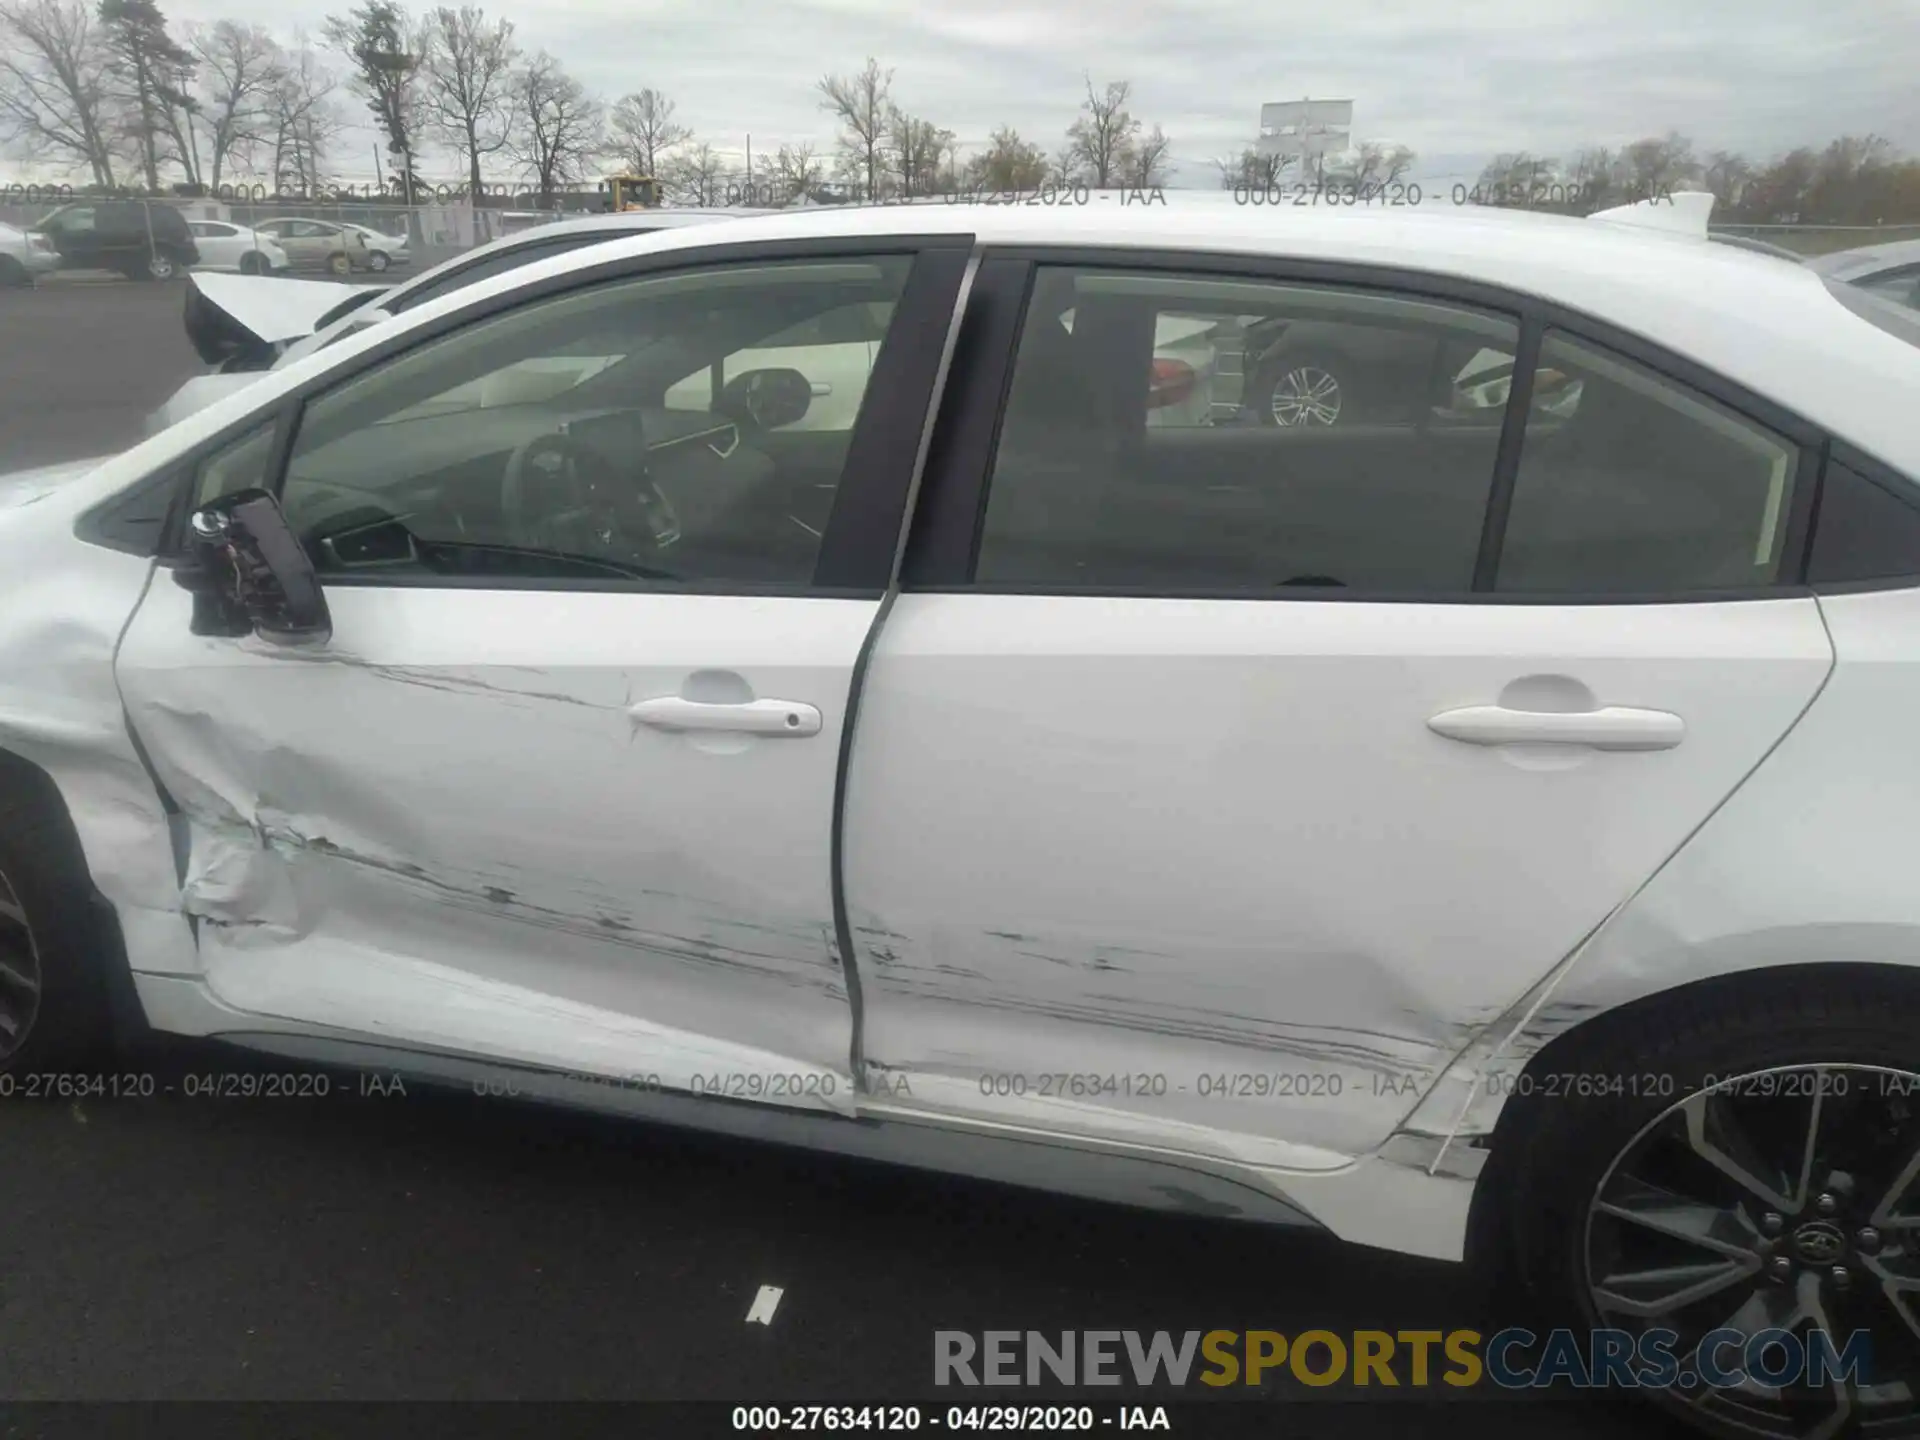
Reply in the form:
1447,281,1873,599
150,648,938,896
838,251,1833,1170
114,236,973,1106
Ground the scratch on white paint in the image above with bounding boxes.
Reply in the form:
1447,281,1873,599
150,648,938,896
745,1285,784,1326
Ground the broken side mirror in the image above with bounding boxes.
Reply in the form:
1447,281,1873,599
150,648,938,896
180,488,332,645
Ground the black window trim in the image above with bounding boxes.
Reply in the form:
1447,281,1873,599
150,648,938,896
1803,438,1920,595
98,232,975,598
904,245,1833,606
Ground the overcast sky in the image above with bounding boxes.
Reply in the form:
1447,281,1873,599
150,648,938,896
146,0,1920,187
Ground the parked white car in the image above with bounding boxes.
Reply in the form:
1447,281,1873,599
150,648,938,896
339,221,410,271
147,208,767,434
185,220,291,276
5,195,1920,1439
0,220,61,286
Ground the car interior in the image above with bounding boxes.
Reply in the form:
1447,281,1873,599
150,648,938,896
268,258,912,587
976,270,1798,596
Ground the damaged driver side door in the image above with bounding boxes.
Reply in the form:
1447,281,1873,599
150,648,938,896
112,243,969,1111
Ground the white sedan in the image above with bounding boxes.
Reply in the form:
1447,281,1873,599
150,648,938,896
3,195,1919,1437
185,220,291,275
338,221,410,271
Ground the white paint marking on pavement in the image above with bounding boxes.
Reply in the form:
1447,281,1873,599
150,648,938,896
745,1285,784,1326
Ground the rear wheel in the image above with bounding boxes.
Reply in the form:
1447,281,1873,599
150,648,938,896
144,248,179,281
237,252,264,275
0,255,31,288
1503,976,1920,1439
326,251,351,277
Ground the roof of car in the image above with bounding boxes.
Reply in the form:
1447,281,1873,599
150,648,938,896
1808,238,1920,280
408,196,1918,478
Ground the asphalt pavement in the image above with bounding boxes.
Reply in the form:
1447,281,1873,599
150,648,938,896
0,278,1690,1439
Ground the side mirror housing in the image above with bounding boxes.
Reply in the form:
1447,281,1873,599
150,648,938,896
720,367,814,430
180,488,332,645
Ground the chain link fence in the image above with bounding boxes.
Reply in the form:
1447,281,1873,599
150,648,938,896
6,191,1919,275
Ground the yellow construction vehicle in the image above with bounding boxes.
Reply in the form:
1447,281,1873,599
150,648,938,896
599,174,662,211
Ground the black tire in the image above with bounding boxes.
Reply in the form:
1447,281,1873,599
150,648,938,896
0,759,114,1073
1497,971,1920,1439
326,251,351,277
237,251,263,275
0,255,31,289
367,249,390,272
1249,351,1355,428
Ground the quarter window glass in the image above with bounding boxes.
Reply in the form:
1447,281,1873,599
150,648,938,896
1496,332,1800,593
975,266,1521,593
194,422,277,505
277,256,911,587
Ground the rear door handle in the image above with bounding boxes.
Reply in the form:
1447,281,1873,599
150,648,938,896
1427,704,1684,751
628,696,822,737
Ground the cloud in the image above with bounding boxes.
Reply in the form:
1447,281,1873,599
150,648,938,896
158,0,1920,185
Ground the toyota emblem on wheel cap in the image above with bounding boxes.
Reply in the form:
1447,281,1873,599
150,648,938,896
1793,1222,1846,1264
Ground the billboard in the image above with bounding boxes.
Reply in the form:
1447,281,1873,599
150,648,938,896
1256,100,1354,162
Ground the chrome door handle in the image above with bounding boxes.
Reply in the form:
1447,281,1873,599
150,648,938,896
628,696,822,737
1427,704,1684,751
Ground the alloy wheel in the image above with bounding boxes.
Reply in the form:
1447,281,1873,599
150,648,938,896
148,252,176,280
1585,1064,1920,1439
0,868,42,1062
1268,365,1344,426
368,251,389,272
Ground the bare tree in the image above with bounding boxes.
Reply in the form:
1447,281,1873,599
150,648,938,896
771,139,821,204
324,0,422,197
1214,146,1292,190
1066,75,1139,188
1701,149,1753,211
1475,151,1559,204
187,21,281,190
1618,130,1698,196
97,0,201,189
1562,146,1617,210
886,105,946,197
662,137,726,205
268,35,339,194
420,5,515,197
509,49,598,206
1046,142,1078,187
964,124,1046,192
0,0,119,184
817,55,889,200
607,86,687,178
1121,122,1170,187
1350,140,1415,187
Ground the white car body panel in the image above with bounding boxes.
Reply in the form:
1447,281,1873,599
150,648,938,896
0,220,61,278
187,223,291,273
5,197,1920,1266
114,581,875,1109
190,271,375,344
841,593,1832,1167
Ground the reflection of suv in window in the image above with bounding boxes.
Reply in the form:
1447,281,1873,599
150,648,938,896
33,200,199,281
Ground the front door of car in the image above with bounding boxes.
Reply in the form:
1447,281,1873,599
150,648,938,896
113,242,969,1108
841,258,1834,1169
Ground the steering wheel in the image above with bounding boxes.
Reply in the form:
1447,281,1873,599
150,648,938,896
499,431,680,562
